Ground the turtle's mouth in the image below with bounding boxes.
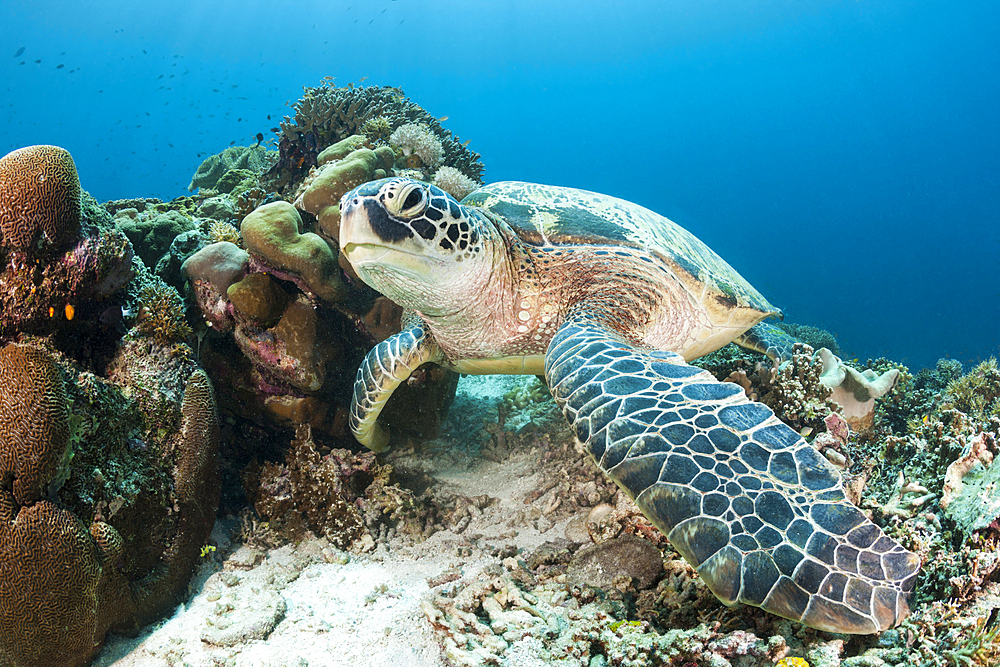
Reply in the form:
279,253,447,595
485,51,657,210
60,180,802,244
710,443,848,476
342,242,442,278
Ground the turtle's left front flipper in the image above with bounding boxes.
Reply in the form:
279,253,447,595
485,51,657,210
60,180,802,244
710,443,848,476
350,320,444,452
544,313,920,634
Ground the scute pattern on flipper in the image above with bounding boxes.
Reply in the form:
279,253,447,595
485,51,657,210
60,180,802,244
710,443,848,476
350,322,443,451
545,314,920,634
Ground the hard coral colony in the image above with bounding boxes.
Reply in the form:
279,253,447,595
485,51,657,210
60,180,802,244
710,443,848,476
0,82,996,667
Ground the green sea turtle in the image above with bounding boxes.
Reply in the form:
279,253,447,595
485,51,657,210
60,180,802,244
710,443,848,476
338,177,920,634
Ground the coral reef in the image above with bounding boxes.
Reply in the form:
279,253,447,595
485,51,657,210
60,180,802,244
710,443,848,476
262,81,483,194
0,145,81,253
0,144,222,666
0,340,220,667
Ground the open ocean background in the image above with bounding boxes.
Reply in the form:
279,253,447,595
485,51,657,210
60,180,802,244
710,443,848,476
2,0,997,371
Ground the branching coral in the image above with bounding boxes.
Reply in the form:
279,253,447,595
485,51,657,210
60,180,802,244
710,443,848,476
433,166,480,201
389,123,444,169
262,81,483,194
133,283,192,345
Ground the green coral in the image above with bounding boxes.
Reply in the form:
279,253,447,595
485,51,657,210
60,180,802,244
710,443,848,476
943,358,1000,421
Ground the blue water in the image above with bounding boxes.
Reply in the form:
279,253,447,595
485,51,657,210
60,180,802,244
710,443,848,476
3,0,997,370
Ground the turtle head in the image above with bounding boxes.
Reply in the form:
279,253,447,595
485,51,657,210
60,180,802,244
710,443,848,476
340,177,498,316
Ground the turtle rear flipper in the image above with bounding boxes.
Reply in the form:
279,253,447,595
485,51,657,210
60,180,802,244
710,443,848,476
545,313,920,634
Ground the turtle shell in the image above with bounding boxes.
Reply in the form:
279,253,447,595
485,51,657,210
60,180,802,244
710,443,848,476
462,181,777,316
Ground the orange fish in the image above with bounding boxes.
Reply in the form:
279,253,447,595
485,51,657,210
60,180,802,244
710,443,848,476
65,304,75,320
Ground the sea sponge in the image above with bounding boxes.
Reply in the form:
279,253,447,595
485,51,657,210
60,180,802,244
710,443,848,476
433,166,479,201
0,145,81,252
240,201,346,303
0,343,72,505
389,123,444,169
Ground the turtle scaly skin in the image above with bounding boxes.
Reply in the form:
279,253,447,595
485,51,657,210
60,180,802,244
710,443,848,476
338,177,920,634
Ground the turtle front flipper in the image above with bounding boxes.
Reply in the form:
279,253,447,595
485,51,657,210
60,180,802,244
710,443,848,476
737,321,798,361
350,321,444,452
544,313,920,634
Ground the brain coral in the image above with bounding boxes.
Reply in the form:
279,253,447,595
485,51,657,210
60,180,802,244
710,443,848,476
0,500,107,667
0,145,81,252
0,344,72,505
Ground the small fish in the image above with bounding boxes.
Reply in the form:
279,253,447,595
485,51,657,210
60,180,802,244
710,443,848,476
64,304,75,320
48,306,55,318
269,127,279,133
437,116,449,122
229,140,236,145
56,64,64,69
14,47,24,57
922,415,929,424
34,59,41,64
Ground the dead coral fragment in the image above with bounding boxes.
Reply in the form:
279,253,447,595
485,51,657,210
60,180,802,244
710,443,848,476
249,424,383,549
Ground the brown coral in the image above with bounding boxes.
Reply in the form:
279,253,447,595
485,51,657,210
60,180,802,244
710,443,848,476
240,201,347,303
0,343,71,505
0,500,105,667
0,145,81,253
249,424,373,548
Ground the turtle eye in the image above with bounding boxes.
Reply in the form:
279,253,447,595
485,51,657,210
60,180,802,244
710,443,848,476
386,182,428,219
